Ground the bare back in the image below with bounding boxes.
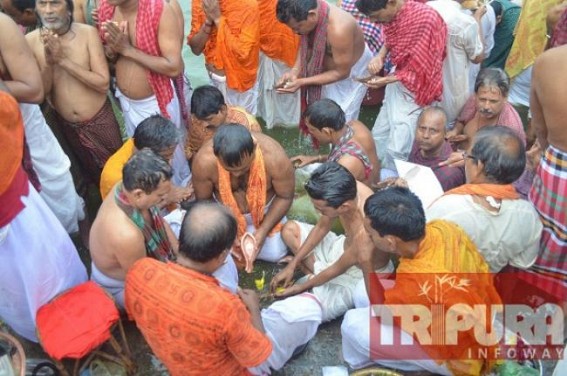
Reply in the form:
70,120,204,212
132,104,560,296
350,120,380,186
324,5,366,73
531,45,567,152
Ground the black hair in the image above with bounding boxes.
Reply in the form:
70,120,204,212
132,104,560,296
364,186,425,242
122,149,173,194
133,114,179,154
470,126,526,184
12,0,35,12
305,162,357,208
303,99,346,131
276,0,317,23
213,124,255,168
178,201,237,262
355,0,389,16
190,85,226,119
490,1,503,18
474,67,510,97
417,106,448,128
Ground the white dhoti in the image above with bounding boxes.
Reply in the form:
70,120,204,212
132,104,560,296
322,45,373,122
257,53,300,128
0,183,87,342
341,306,451,374
164,208,239,294
19,103,85,234
90,262,125,309
115,85,191,187
209,71,259,116
294,221,363,322
372,81,422,171
249,293,323,375
244,212,287,263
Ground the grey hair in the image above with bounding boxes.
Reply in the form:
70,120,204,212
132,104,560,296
474,67,510,97
470,126,525,184
417,106,448,128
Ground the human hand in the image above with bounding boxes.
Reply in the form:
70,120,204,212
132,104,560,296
290,155,318,168
42,30,63,65
364,76,390,89
438,150,466,168
103,21,130,55
270,263,296,293
202,0,221,24
237,288,261,312
526,140,542,172
276,77,302,93
371,177,408,191
168,184,195,205
368,55,384,75
91,8,99,26
473,5,487,22
274,283,304,299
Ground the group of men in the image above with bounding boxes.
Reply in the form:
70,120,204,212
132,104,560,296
1,0,567,374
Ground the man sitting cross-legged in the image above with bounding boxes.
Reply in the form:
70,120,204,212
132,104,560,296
291,99,381,187
271,163,392,322
125,201,322,375
90,149,178,308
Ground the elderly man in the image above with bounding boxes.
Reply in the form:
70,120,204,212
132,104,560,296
26,0,123,185
125,201,322,375
90,149,177,308
428,126,542,272
0,90,87,343
185,85,261,161
427,0,485,127
447,67,526,150
355,0,447,172
527,43,567,299
188,0,260,114
408,107,465,191
271,163,392,322
192,125,294,268
341,187,501,375
291,99,381,187
275,0,372,138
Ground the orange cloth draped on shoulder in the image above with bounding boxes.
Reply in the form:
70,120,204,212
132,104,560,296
188,0,260,92
185,106,262,160
257,0,300,67
444,183,519,200
385,220,501,376
216,145,282,254
99,138,135,199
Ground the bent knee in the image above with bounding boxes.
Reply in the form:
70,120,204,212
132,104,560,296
281,221,301,249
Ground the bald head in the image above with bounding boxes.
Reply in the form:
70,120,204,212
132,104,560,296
179,201,237,262
415,107,447,156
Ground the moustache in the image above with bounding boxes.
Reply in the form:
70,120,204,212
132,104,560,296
479,109,494,116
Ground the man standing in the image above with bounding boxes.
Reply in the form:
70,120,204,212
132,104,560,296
125,201,322,375
290,99,381,187
355,0,447,172
90,149,177,308
448,67,526,150
271,163,392,322
527,44,567,299
408,107,465,191
27,0,123,185
97,0,190,187
275,0,373,138
192,125,294,268
188,0,261,114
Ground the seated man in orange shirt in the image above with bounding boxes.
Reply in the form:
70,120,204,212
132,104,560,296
99,115,193,202
185,85,261,161
125,201,322,375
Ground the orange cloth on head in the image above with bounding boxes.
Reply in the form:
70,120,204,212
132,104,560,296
188,0,260,92
217,146,282,257
125,258,272,375
0,92,25,196
257,0,300,67
444,183,519,200
385,220,501,376
185,106,262,160
99,139,135,199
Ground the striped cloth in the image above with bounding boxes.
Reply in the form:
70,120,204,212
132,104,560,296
339,0,384,54
328,123,372,179
526,144,567,299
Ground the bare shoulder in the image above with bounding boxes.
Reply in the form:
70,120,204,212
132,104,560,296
24,29,41,47
257,133,291,164
351,120,372,138
192,139,218,175
357,181,373,202
0,13,21,42
92,202,144,251
328,5,357,35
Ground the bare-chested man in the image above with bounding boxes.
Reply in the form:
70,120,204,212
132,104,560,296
97,0,190,187
291,99,380,187
275,0,372,126
192,124,295,270
0,13,86,236
27,0,123,185
90,149,178,308
270,163,392,322
526,44,567,299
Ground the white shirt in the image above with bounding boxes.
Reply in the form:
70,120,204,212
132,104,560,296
426,194,542,272
428,0,484,125
508,65,533,107
466,5,497,93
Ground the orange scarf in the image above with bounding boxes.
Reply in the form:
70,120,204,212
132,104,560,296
444,184,519,200
217,146,282,242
